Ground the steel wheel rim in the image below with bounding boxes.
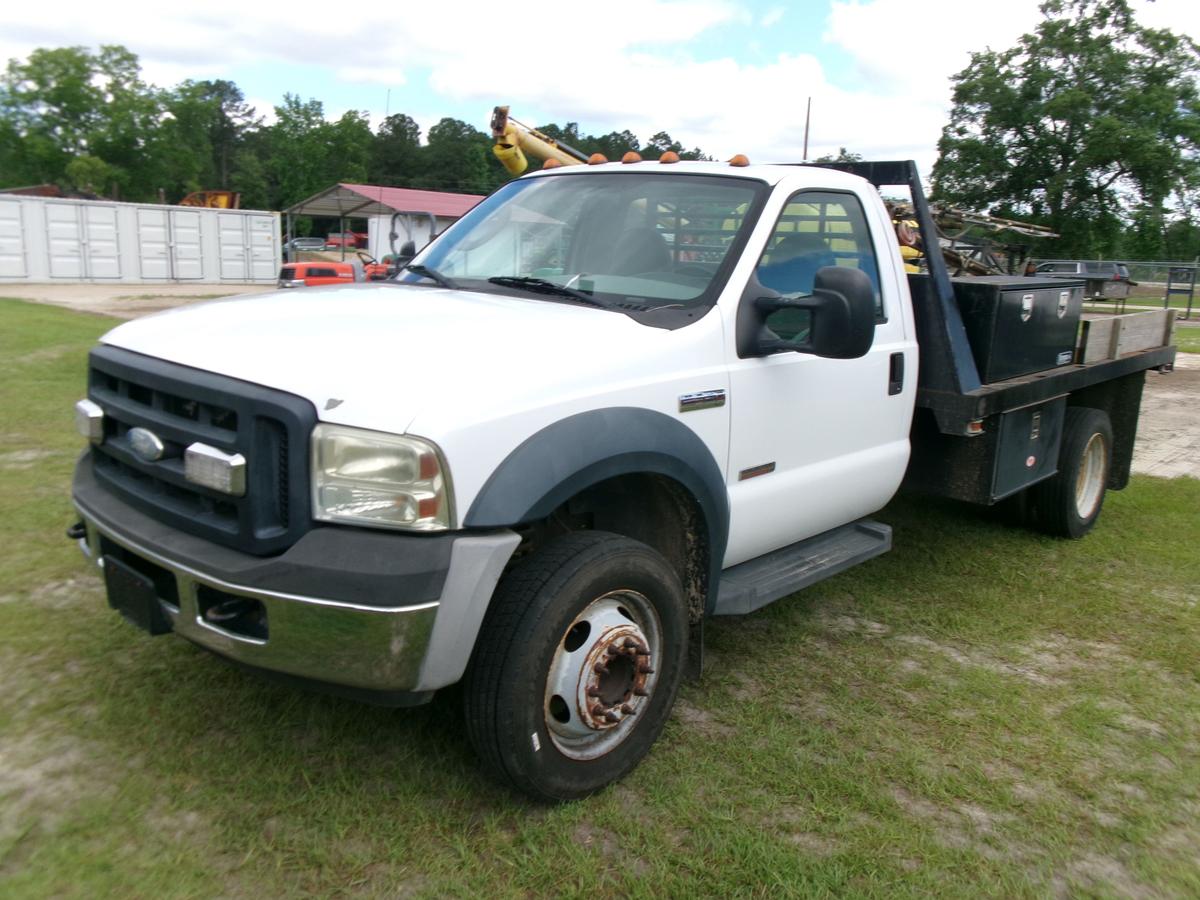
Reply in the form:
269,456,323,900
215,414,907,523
1074,433,1107,519
543,590,662,761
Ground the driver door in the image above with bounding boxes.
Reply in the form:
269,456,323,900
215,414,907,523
722,188,915,566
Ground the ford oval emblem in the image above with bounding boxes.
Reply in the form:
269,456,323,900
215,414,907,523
128,427,165,462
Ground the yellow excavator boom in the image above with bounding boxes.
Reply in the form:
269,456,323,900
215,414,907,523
490,106,589,175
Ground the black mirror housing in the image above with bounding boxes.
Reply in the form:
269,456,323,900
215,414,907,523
736,265,876,359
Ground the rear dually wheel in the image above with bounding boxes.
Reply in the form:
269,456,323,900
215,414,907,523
1032,407,1114,539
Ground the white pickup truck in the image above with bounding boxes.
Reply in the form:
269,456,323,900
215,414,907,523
70,159,1175,801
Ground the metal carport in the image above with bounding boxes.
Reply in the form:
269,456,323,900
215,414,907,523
282,183,483,262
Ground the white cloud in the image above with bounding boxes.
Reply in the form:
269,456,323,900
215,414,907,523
244,97,279,127
335,67,408,89
824,0,1044,94
1137,0,1200,38
1,0,1194,180
0,0,738,77
761,6,785,27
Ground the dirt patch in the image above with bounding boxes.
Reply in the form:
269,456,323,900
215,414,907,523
726,671,764,702
11,345,76,366
889,632,1170,690
0,577,99,611
889,785,1019,861
0,732,107,856
817,614,892,637
978,760,1053,805
785,830,839,856
3,283,274,320
0,449,60,470
1114,713,1168,739
1150,586,1198,610
672,698,735,738
1053,852,1155,899
143,801,210,843
572,822,620,857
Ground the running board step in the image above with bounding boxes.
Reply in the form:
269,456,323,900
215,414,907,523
714,519,891,616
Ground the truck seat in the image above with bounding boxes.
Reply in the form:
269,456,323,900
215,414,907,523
611,227,671,275
757,233,835,296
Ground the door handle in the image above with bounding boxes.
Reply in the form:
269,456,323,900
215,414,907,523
888,352,905,396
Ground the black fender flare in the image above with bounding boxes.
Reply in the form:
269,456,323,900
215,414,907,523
464,408,728,609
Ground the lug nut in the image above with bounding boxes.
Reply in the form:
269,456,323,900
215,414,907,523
621,704,636,715
604,711,621,723
638,664,655,675
633,688,649,697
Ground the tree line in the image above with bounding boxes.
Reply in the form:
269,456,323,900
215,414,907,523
0,45,707,214
933,0,1200,261
3,0,1199,262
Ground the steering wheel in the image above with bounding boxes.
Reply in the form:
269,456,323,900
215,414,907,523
356,250,379,266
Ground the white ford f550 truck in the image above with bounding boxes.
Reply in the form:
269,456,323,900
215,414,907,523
70,159,1175,801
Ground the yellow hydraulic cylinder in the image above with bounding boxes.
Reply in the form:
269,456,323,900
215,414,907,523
491,106,586,175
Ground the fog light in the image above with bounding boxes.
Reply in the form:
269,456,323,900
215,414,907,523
75,399,104,442
185,443,247,496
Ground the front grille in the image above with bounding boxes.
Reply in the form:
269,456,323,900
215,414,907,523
87,345,317,556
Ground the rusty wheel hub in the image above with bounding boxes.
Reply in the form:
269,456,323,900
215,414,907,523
544,591,661,760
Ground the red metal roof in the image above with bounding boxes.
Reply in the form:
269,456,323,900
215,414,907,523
337,183,484,217
283,182,485,218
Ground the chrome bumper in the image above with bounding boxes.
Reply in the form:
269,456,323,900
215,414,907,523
75,503,519,697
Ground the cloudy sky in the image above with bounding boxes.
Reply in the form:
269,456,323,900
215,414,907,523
2,0,1198,176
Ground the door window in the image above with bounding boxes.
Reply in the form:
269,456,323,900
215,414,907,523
755,190,884,341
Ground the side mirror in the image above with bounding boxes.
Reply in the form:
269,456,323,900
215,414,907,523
736,266,876,359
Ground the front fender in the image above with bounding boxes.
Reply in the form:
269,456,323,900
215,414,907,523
464,408,728,609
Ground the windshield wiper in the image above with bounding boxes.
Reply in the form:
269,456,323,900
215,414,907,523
487,276,618,310
402,264,458,289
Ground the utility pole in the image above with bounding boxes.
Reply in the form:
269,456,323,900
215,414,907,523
802,97,812,161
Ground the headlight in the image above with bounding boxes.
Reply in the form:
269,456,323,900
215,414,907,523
311,424,453,531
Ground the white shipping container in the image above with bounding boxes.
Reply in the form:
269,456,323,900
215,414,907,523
0,194,280,284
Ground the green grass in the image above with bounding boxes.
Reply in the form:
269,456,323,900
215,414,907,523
1120,298,1200,312
1172,326,1200,354
2,297,1199,897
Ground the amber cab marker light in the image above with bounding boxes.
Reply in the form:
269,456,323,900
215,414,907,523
621,151,643,164
659,151,680,164
587,153,608,165
543,158,563,169
729,154,750,167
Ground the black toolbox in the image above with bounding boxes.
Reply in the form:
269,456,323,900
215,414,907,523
952,276,1084,382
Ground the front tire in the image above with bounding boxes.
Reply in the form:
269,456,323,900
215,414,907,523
1031,407,1114,539
463,531,688,802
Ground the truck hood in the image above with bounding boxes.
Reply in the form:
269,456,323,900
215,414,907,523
99,283,703,435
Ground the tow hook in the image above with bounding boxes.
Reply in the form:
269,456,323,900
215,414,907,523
198,594,269,640
203,597,257,624
66,521,87,541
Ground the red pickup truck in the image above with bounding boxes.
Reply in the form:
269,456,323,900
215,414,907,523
278,256,389,288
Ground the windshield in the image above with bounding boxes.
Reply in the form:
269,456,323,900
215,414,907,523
402,171,767,328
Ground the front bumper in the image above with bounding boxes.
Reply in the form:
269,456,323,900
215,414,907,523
73,459,519,700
